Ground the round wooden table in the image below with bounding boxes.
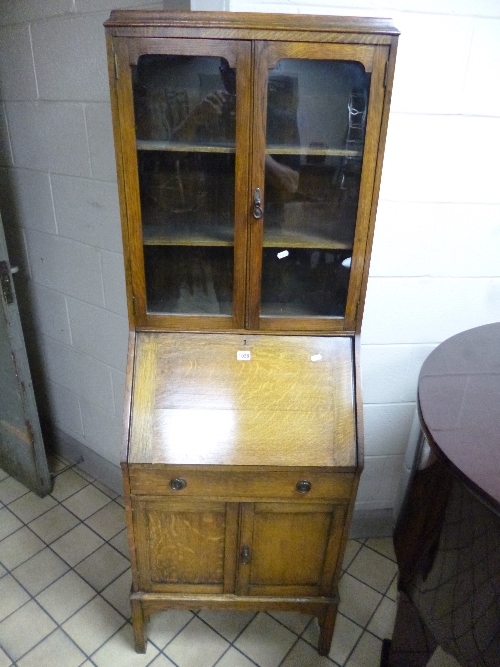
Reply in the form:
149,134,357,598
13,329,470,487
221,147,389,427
382,323,500,667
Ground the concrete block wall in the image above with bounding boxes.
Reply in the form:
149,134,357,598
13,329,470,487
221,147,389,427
1,0,499,512
0,0,163,469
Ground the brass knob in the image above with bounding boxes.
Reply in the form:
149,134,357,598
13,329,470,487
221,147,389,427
169,477,187,491
296,480,312,494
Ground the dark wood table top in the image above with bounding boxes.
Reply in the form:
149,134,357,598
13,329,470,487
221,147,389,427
418,322,500,514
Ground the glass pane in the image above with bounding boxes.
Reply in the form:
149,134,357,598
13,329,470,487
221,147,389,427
262,59,370,318
133,55,236,316
144,246,233,315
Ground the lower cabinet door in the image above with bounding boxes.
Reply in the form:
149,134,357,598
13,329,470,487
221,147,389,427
131,496,347,599
132,497,239,594
236,502,347,597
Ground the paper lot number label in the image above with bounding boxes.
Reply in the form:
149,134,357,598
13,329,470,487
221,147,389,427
237,351,251,361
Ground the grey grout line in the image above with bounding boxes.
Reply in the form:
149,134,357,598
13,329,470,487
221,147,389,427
343,623,388,667
27,625,91,667
208,644,233,667
0,640,16,666
5,467,125,548
342,569,396,599
0,479,132,664
1,466,399,667
217,643,262,667
193,610,239,646
1,572,107,662
276,634,301,667
150,610,198,658
339,569,398,666
195,609,261,667
84,620,133,664
158,651,178,666
6,497,128,602
278,630,341,667
362,542,397,564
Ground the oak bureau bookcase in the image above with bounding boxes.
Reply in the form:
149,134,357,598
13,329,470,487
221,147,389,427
104,10,398,655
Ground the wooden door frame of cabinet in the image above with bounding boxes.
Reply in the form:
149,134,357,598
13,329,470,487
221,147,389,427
343,45,389,331
131,495,240,594
246,39,267,330
236,501,348,598
353,35,399,335
104,12,398,43
107,36,254,331
106,36,137,329
106,15,399,335
247,42,391,333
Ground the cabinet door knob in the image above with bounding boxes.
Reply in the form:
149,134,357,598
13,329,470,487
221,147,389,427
240,545,251,564
296,480,312,494
253,188,263,219
169,477,187,491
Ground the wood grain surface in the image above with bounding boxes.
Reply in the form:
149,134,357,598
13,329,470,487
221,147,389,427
105,11,399,42
127,467,355,499
104,10,395,654
129,332,355,467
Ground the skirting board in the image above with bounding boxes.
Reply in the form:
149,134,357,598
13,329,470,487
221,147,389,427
42,421,123,496
44,424,394,539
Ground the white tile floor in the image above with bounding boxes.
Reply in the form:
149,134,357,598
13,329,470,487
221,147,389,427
0,457,459,667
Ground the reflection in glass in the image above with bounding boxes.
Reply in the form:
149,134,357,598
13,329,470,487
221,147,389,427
262,59,370,318
144,246,233,315
133,55,236,316
138,151,234,245
134,55,236,146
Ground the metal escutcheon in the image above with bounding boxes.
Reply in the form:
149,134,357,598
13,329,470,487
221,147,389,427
253,187,263,219
169,477,187,491
240,545,251,564
296,480,312,494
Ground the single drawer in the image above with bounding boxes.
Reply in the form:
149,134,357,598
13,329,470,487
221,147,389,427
127,465,355,501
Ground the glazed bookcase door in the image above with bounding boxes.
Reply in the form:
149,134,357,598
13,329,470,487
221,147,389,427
113,38,252,330
247,42,389,332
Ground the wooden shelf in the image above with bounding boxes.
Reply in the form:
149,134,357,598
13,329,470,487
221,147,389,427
146,298,233,316
264,229,352,250
266,145,362,158
143,224,234,247
137,140,235,154
143,225,352,250
136,139,361,159
260,303,330,317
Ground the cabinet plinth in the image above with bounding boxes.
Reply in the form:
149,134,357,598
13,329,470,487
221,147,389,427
106,9,398,656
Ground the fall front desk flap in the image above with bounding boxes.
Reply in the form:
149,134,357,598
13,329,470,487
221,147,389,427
127,332,356,468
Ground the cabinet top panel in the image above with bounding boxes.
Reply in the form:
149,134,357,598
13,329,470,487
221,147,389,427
127,332,356,469
105,11,399,43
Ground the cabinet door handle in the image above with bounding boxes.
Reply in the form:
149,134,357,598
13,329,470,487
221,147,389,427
296,480,312,494
169,477,187,491
252,188,263,219
240,545,251,564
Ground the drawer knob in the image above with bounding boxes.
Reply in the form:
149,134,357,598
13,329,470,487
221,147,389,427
296,480,312,494
169,477,187,491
